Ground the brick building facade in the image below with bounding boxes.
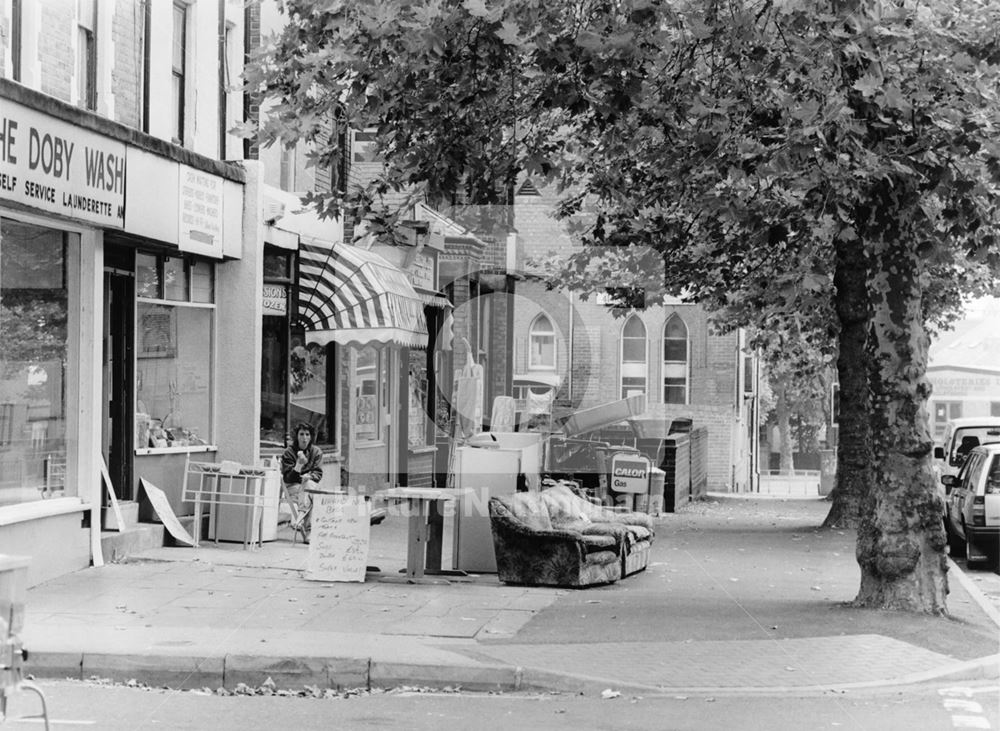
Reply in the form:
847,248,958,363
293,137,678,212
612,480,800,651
511,182,758,492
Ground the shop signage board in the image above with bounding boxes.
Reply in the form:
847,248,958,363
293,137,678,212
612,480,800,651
0,99,126,228
262,284,287,315
178,167,224,257
610,454,650,493
408,250,436,291
306,493,370,582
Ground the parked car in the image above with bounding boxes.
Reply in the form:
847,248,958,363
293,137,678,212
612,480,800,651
934,418,1000,481
933,418,1000,505
940,443,1000,569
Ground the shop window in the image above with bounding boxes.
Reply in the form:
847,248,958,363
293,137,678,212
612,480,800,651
992,402,1000,418
190,260,214,303
620,315,647,399
529,314,556,370
662,314,689,405
263,250,293,281
135,253,214,450
163,257,187,300
136,253,160,298
288,333,330,445
0,219,75,504
260,247,296,450
353,346,380,442
260,315,288,448
408,348,428,448
932,401,962,439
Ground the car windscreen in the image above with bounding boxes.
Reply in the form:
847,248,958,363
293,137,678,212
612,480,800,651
950,427,1000,464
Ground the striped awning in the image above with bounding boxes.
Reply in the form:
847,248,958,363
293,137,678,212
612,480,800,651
298,239,429,349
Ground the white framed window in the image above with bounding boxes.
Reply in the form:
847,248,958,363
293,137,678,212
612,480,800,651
0,217,80,504
351,130,383,163
171,1,188,144
353,345,381,443
620,315,647,399
662,314,689,404
76,0,96,110
528,314,556,370
135,253,216,452
932,401,962,439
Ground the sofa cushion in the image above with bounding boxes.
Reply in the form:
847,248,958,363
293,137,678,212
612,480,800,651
541,484,600,524
541,484,654,532
506,492,553,532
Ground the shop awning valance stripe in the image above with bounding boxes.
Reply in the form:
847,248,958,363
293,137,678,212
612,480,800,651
298,240,429,349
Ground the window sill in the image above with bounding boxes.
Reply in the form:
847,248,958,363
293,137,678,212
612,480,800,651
136,445,218,456
354,441,385,450
0,497,89,527
408,445,437,455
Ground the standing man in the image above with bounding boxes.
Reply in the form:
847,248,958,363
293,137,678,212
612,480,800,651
280,422,324,542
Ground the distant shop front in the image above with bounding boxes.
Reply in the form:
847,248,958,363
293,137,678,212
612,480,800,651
0,82,256,584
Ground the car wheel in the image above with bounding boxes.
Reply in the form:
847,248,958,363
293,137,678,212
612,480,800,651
946,520,967,558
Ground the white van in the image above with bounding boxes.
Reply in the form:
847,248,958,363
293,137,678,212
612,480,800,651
934,417,1000,484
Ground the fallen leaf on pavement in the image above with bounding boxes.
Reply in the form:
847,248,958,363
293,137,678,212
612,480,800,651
601,689,621,699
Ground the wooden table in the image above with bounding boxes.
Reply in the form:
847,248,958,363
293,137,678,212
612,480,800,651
376,487,473,579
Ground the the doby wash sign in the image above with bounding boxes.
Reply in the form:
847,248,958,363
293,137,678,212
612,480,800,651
0,100,126,228
610,454,651,494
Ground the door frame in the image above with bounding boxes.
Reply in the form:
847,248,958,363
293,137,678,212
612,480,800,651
102,255,135,502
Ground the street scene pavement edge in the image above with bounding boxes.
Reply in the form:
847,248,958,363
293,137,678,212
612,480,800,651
22,498,1000,696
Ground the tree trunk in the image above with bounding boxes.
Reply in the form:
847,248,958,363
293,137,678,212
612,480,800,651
775,381,794,473
823,238,872,528
853,241,948,613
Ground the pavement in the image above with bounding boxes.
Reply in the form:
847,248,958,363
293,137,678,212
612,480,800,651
21,496,1000,695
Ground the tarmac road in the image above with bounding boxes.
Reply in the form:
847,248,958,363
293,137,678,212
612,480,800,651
1,677,998,730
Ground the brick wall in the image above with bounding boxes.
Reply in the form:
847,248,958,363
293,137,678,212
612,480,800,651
0,8,9,77
514,191,576,271
39,0,73,102
243,0,260,159
112,0,144,128
690,426,709,498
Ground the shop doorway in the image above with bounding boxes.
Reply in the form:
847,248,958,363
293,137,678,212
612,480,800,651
102,248,135,501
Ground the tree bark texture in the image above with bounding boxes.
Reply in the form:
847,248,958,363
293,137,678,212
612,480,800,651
854,242,948,613
775,381,794,473
823,238,873,529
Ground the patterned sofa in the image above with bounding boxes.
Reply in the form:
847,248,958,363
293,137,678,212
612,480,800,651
488,483,654,588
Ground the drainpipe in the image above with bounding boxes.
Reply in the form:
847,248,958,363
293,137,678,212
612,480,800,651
567,290,574,401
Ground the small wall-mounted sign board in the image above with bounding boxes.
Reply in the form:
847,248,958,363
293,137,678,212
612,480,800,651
610,454,651,494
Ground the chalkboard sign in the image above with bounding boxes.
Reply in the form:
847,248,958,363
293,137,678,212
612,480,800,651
305,493,370,583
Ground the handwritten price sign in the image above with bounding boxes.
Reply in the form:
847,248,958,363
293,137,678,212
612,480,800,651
305,493,370,583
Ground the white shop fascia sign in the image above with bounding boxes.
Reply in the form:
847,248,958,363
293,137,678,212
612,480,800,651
0,100,126,228
610,454,650,493
125,147,240,259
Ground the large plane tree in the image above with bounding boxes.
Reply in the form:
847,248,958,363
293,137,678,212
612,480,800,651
248,0,1000,612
